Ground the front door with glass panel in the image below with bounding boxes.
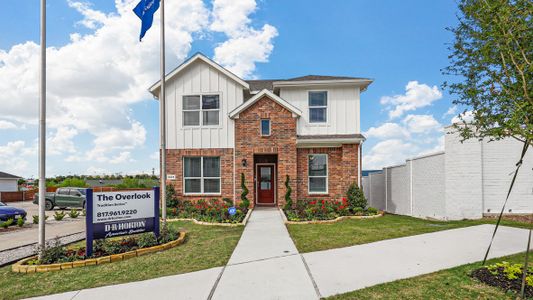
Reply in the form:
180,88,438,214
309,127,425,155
257,165,275,205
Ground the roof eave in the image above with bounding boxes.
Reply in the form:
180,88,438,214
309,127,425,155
149,53,250,98
272,79,373,89
229,89,302,119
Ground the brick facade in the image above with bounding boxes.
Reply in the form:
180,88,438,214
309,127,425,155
296,144,359,200
165,148,234,202
165,96,360,207
234,96,298,208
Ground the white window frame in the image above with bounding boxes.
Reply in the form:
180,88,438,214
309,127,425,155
183,156,221,195
308,91,328,124
182,93,221,127
308,154,328,194
260,119,271,136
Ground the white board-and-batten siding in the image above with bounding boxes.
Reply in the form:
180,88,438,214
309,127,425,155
279,86,361,136
164,60,244,149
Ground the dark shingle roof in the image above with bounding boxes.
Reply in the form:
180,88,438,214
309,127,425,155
286,75,370,81
246,75,371,91
246,80,279,91
0,171,21,179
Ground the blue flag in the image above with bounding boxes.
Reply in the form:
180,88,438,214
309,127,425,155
133,0,160,41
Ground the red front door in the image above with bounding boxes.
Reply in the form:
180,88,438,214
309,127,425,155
257,165,275,205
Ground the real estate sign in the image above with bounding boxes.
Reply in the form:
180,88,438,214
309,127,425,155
85,188,160,256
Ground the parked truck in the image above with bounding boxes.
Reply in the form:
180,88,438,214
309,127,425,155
33,187,87,210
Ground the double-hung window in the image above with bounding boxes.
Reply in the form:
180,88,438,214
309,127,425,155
183,157,221,194
183,94,220,126
308,91,327,123
308,154,328,193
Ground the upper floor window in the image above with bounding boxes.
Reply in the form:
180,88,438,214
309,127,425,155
183,156,221,194
308,154,328,193
260,119,271,136
183,94,220,126
309,91,327,123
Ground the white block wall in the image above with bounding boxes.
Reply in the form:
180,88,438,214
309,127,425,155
411,153,445,219
362,130,533,220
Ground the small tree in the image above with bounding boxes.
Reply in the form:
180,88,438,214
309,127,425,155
346,182,367,210
444,1,532,296
283,175,293,210
239,173,250,210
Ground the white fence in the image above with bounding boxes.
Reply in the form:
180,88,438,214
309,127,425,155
363,130,533,220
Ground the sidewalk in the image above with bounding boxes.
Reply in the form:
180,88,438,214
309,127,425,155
27,210,531,300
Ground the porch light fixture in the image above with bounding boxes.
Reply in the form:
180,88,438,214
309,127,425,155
242,159,247,167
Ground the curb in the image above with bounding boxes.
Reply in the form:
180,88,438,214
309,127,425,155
11,232,186,273
280,208,384,224
166,209,253,227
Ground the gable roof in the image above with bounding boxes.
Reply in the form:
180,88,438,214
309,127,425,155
0,171,21,180
246,75,374,92
229,89,302,119
149,53,249,97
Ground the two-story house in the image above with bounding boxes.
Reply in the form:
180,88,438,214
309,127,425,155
149,53,372,208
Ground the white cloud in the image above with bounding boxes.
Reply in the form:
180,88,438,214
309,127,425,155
451,110,474,124
363,139,418,169
380,81,442,119
0,120,17,129
0,0,209,170
443,105,457,118
365,123,410,139
86,166,109,175
109,151,134,164
47,127,78,155
402,114,441,133
0,140,35,176
211,0,278,78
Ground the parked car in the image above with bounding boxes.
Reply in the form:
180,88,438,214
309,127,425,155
0,201,27,222
33,187,87,210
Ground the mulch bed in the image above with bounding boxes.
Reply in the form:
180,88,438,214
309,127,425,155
471,267,532,298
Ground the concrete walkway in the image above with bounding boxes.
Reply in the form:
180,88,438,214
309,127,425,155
211,208,318,300
304,224,531,297
27,210,531,300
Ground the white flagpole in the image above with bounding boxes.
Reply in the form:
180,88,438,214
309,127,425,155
160,0,167,225
38,0,47,258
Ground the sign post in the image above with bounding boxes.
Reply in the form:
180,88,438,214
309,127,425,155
85,187,160,257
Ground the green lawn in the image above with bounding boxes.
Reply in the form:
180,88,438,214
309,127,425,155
326,252,530,299
1,221,243,300
287,214,531,253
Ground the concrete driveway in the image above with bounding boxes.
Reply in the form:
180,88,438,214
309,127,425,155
0,201,85,251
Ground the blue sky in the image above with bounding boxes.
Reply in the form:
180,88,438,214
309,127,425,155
0,0,461,178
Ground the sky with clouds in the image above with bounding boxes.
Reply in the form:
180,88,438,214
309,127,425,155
0,0,463,178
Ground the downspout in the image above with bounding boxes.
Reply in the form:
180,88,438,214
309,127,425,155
358,141,363,187
233,119,236,206
385,168,388,212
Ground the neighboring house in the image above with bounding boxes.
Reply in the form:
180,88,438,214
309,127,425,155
362,128,533,220
149,53,372,207
0,171,21,192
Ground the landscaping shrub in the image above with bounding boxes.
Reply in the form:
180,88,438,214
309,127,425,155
54,211,66,221
239,173,250,210
167,198,247,224
471,261,532,298
137,232,158,248
366,207,378,215
69,209,80,218
166,184,179,208
39,237,67,264
32,215,49,224
283,197,378,221
1,218,14,229
17,217,25,227
158,224,179,244
284,175,293,210
346,182,367,210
